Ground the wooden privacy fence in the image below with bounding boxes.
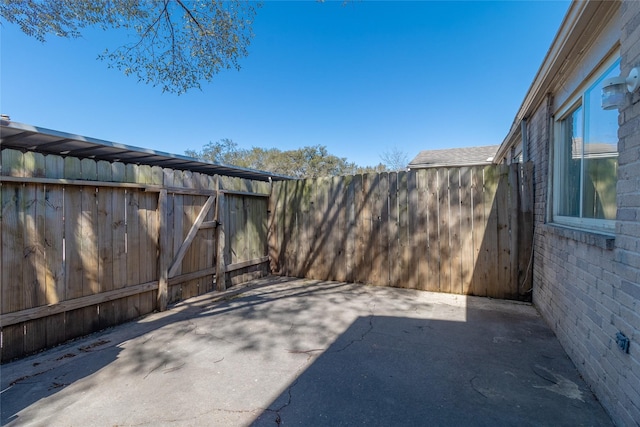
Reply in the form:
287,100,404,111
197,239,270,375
269,163,533,300
2,148,530,362
0,148,270,362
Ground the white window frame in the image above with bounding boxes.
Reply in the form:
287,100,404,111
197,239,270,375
551,54,620,234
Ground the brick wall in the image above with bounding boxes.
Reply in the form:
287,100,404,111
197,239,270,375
529,2,640,424
614,0,640,424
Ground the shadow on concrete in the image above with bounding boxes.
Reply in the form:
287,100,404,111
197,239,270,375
0,277,356,425
1,278,612,426
252,310,611,426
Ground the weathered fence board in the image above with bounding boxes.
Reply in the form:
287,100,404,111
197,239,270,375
111,163,129,325
97,162,113,327
402,172,411,287
415,170,427,290
2,175,23,360
460,167,473,295
450,168,462,295
44,155,65,347
437,168,450,294
270,163,533,300
344,176,356,283
470,167,486,296
389,172,399,287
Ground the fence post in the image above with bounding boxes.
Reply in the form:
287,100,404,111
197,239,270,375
509,164,520,299
216,191,228,291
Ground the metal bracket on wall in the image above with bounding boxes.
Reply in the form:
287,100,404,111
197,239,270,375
616,332,630,354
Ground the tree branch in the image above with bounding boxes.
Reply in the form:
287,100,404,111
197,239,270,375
176,0,205,34
126,1,168,53
164,1,176,64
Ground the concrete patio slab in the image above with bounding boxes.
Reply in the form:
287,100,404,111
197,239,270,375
1,277,612,426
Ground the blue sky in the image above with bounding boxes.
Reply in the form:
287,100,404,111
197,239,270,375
1,1,570,168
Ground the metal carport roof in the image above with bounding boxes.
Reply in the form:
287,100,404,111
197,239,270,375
0,120,292,182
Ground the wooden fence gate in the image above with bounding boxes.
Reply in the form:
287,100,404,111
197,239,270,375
269,163,533,300
0,148,270,362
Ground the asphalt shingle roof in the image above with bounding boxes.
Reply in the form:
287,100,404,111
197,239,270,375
408,145,499,168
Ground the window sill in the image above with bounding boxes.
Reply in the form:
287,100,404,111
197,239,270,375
541,223,615,250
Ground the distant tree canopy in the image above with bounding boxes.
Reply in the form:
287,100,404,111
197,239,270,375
0,0,258,94
185,139,387,179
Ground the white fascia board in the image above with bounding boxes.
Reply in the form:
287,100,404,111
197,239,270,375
495,0,609,162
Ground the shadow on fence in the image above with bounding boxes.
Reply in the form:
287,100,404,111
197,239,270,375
269,163,533,300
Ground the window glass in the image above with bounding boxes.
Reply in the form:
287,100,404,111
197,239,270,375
553,57,619,231
557,106,583,217
583,65,619,220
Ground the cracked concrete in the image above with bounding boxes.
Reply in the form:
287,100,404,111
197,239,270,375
1,277,612,426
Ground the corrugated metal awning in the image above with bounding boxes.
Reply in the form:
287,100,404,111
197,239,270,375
0,120,292,182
